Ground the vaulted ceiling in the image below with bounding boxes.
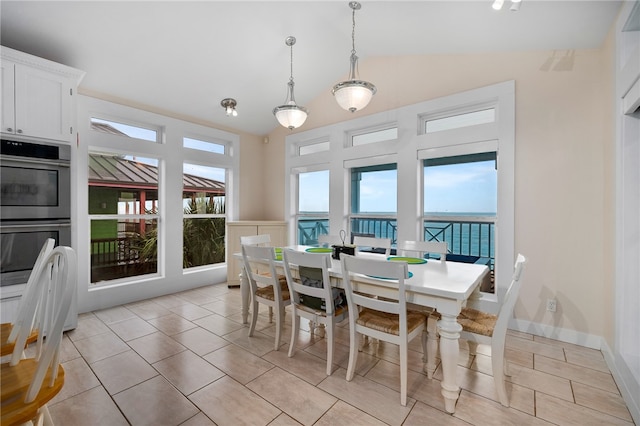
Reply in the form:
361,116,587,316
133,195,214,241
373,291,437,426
0,1,623,135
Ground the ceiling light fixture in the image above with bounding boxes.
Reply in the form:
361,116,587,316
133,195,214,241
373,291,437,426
273,36,308,130
493,0,522,11
332,1,376,113
220,98,238,117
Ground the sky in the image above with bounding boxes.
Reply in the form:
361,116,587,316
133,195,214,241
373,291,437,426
299,160,497,214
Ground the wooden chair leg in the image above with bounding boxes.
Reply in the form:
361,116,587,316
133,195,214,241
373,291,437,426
249,300,259,336
288,311,299,358
346,328,359,381
468,340,478,355
326,322,334,375
400,342,408,406
492,341,509,406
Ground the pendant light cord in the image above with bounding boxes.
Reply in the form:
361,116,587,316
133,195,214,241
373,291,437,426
351,6,357,56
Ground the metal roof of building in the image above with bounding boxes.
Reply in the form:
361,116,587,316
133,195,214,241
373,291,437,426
88,154,225,194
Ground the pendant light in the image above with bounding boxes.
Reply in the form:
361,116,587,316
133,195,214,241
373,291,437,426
332,1,376,113
273,36,308,130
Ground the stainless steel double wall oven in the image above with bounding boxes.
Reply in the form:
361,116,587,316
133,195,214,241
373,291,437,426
0,139,71,289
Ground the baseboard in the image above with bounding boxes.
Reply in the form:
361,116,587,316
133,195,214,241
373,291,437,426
510,318,640,425
510,318,602,349
601,340,640,425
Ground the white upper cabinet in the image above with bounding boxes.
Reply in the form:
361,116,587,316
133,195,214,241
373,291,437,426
1,46,84,143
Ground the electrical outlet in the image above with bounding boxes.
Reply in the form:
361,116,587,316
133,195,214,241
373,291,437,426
546,299,557,312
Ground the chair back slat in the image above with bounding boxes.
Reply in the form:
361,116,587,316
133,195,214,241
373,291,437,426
341,254,408,317
352,236,391,256
8,246,77,403
7,238,56,343
240,234,271,246
493,254,526,338
282,249,335,314
397,240,448,261
241,244,283,298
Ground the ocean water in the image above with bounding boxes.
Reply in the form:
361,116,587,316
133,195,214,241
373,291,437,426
299,212,495,259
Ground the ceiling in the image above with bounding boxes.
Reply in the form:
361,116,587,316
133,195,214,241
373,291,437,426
0,1,623,136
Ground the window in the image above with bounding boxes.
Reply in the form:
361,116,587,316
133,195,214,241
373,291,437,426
88,153,160,283
424,108,495,133
296,169,329,244
81,97,239,303
182,163,226,268
183,137,225,154
350,164,397,244
299,140,330,156
285,81,513,309
351,127,397,147
90,117,158,142
423,152,497,288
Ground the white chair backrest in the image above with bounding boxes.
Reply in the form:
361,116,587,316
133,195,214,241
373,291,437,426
340,254,408,319
352,236,391,256
10,246,77,403
7,238,56,343
397,240,448,260
282,249,335,314
317,234,343,247
493,254,526,338
240,234,271,246
241,244,284,296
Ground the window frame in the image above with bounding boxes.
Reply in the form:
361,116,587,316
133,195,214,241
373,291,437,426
77,95,240,312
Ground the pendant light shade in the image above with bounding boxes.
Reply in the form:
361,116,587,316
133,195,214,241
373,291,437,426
332,1,376,113
273,36,308,130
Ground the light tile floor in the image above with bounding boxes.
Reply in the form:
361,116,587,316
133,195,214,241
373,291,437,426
43,284,634,425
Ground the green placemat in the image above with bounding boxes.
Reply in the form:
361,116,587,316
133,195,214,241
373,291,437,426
387,256,427,264
305,247,333,253
367,271,414,280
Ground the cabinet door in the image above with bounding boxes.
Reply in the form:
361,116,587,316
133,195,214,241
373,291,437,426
258,225,288,247
226,225,259,285
1,61,15,134
14,64,73,141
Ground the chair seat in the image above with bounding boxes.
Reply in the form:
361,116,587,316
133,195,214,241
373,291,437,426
255,285,290,302
1,323,38,357
458,308,497,337
357,308,426,335
1,359,65,425
431,308,497,337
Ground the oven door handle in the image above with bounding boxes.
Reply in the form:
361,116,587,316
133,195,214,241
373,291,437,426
1,222,71,230
0,156,70,168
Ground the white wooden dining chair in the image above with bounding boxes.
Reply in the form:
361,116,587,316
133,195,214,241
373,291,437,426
241,244,291,351
397,240,448,261
240,234,278,321
1,238,55,357
1,246,77,426
340,254,428,406
240,234,272,247
396,240,449,377
282,249,348,375
352,236,391,256
432,253,526,407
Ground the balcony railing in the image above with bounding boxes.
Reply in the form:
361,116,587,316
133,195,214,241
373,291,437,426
297,215,495,267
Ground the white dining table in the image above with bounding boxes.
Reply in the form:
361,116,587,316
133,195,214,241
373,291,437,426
235,246,489,413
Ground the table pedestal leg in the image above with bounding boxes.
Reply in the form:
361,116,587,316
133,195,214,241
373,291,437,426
424,314,439,379
240,268,250,324
438,313,462,413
